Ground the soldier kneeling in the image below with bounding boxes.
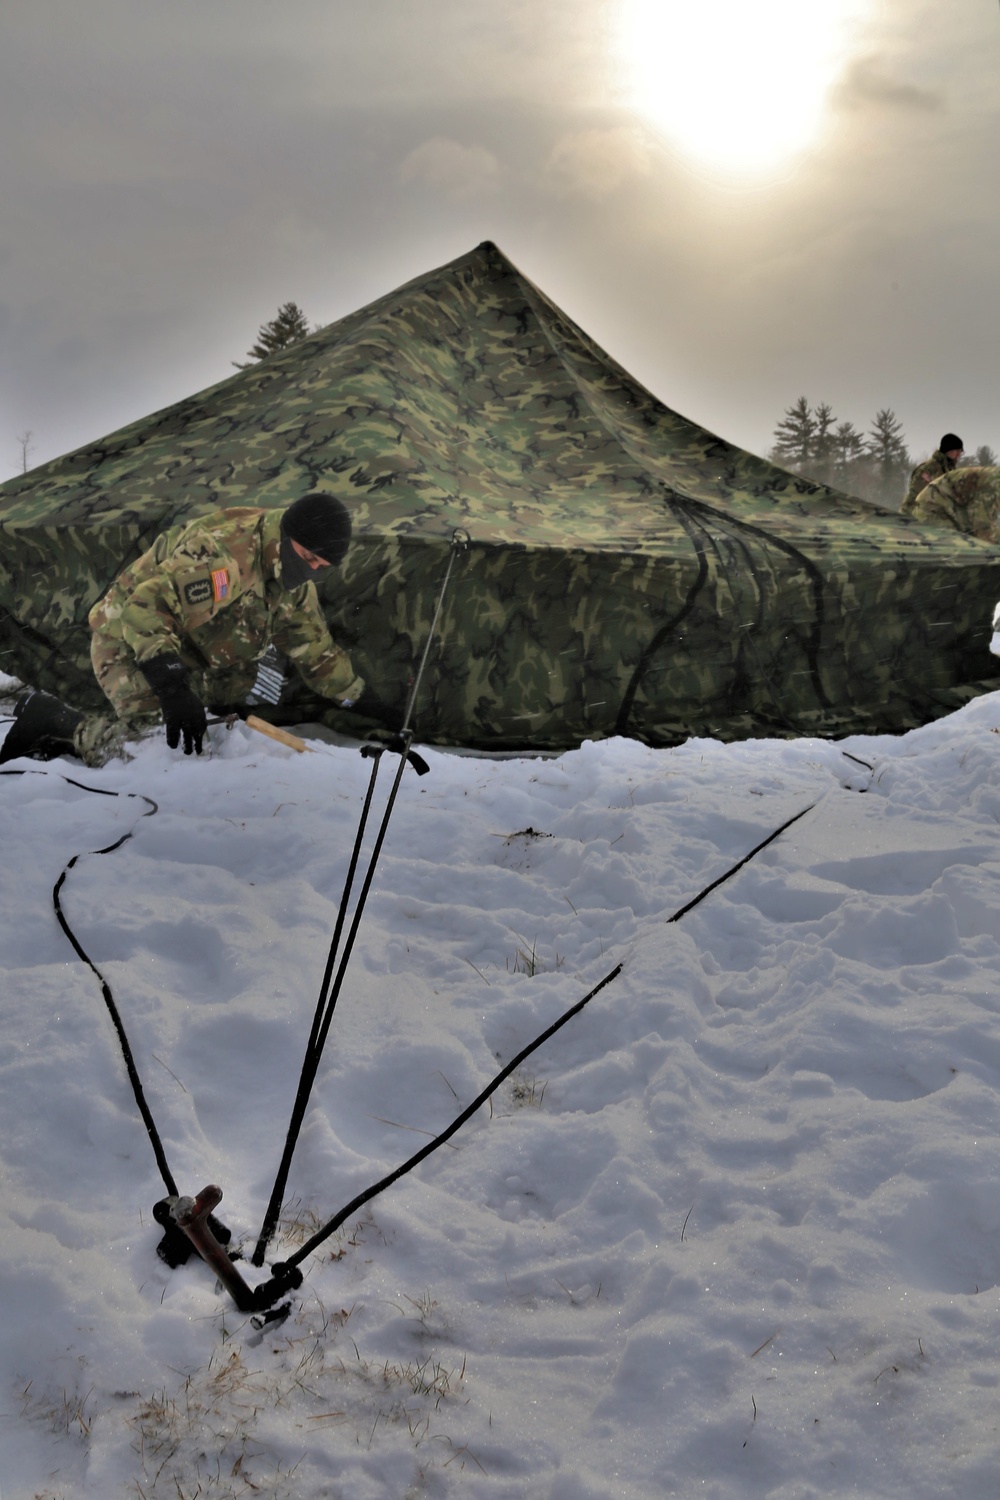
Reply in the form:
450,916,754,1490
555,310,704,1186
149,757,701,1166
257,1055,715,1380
1,493,390,767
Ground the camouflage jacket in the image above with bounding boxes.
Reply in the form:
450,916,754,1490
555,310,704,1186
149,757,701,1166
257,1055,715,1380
89,507,364,702
903,467,1000,541
902,451,959,511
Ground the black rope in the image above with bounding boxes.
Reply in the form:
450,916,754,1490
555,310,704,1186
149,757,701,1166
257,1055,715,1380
659,504,783,728
666,802,815,923
615,505,710,735
305,752,385,1062
252,746,389,1264
276,963,625,1271
270,799,817,1276
49,789,177,1195
253,531,469,1265
2,766,176,1195
616,486,831,739
680,493,831,713
400,528,469,733
251,736,422,1268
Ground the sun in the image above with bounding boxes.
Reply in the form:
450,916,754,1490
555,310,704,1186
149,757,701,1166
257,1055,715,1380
616,0,864,181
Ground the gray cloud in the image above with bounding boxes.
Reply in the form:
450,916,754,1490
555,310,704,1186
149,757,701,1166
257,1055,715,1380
399,138,503,197
833,56,945,113
544,126,652,200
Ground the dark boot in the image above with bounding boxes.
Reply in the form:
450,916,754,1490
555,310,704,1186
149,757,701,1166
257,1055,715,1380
0,690,84,764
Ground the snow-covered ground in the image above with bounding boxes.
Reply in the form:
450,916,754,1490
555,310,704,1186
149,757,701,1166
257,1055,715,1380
4,688,1000,1499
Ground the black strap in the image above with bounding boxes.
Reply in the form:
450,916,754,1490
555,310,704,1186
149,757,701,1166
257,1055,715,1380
37,772,178,1195
277,962,625,1271
274,800,817,1274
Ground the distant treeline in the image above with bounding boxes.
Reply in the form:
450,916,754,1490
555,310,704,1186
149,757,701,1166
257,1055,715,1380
769,397,997,509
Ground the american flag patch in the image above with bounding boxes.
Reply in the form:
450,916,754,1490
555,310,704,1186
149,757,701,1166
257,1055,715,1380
211,568,230,602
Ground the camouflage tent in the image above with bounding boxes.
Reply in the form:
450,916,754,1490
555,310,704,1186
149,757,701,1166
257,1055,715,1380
2,240,1000,751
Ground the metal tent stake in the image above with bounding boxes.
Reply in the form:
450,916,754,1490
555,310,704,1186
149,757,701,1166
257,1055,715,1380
168,1185,303,1317
172,1186,256,1311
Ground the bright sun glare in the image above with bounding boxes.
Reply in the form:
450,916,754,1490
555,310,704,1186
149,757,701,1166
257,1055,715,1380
618,0,863,180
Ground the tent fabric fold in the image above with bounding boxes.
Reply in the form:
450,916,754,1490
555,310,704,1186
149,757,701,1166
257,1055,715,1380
2,239,999,749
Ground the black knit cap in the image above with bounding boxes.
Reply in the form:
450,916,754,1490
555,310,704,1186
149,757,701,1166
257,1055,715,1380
939,433,963,453
280,493,352,565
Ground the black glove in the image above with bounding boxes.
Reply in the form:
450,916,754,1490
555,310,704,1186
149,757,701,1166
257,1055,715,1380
140,654,207,755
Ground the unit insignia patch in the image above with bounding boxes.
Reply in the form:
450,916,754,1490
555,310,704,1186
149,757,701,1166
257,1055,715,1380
183,577,213,606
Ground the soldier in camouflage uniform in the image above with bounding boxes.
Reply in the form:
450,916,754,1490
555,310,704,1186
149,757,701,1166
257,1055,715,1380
902,434,963,511
903,466,1000,541
1,494,369,767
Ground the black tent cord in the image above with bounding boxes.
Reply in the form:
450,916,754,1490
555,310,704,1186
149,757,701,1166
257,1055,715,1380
275,961,625,1272
252,528,470,1265
270,798,817,1278
1,767,175,1196
616,488,831,741
251,741,407,1265
666,802,815,924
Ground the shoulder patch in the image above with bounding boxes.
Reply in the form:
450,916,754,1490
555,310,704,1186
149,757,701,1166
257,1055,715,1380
183,576,214,606
180,568,231,606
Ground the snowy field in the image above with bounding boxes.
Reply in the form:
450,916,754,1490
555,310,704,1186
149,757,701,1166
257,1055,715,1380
3,688,1000,1498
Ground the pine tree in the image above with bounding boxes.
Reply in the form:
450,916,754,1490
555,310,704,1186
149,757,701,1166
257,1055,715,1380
234,302,311,368
16,430,34,474
771,396,816,472
768,399,916,503
831,420,866,492
865,408,910,505
973,444,998,467
811,402,837,486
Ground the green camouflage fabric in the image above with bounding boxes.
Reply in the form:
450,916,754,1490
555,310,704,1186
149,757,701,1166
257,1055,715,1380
903,467,1000,542
903,450,960,510
2,240,1000,752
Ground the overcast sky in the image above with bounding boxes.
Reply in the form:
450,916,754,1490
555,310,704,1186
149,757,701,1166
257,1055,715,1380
2,0,998,477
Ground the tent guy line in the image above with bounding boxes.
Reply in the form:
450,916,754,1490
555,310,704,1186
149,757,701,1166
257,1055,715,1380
0,767,174,1192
